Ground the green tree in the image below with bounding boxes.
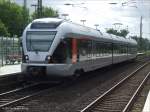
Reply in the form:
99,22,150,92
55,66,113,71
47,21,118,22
106,28,118,35
120,29,129,37
0,1,30,37
32,6,58,19
131,36,150,51
106,28,129,38
0,20,9,36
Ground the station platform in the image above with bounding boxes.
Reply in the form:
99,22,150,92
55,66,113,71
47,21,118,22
0,64,21,76
143,90,150,112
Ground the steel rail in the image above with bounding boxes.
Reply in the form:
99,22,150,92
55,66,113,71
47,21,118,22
122,71,150,112
0,87,45,109
80,62,149,112
0,81,58,109
0,82,42,96
0,80,60,97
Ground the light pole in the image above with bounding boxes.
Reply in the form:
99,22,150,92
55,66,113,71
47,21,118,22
109,2,118,5
61,14,69,20
31,4,38,18
113,23,123,31
31,4,38,12
123,4,143,51
94,24,99,29
127,5,143,39
64,3,85,8
31,0,42,18
64,2,88,25
80,19,86,25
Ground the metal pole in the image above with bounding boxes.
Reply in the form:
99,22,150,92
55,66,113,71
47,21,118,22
5,37,7,65
37,0,42,18
37,0,40,18
139,16,143,51
0,37,2,67
2,37,3,66
31,4,38,18
13,36,14,64
23,0,27,9
140,16,143,38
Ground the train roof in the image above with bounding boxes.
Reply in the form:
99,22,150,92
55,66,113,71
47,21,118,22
28,18,137,45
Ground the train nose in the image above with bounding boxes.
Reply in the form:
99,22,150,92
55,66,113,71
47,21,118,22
28,67,39,76
27,66,46,76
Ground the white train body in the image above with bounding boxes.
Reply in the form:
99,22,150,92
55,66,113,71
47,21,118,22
21,18,137,77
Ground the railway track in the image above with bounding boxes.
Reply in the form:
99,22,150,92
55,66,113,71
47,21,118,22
0,56,149,112
0,81,58,111
0,73,20,93
136,55,150,62
80,62,150,112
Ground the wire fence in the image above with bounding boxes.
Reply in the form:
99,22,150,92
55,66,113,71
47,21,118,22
0,36,22,67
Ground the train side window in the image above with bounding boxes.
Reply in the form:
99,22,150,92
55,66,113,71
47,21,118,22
96,42,100,57
131,45,137,54
113,44,118,55
128,45,136,54
98,43,101,56
87,40,92,58
128,45,131,54
99,43,104,57
79,40,86,56
78,39,92,61
92,40,96,57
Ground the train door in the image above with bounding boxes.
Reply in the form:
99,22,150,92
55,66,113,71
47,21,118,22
87,40,92,60
51,38,72,63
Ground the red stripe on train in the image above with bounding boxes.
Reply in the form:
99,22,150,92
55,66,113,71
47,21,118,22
72,38,77,63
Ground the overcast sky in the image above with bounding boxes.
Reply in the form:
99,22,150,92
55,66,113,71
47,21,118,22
14,0,150,39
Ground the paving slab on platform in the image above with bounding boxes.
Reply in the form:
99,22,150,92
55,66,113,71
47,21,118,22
143,90,150,112
0,64,21,76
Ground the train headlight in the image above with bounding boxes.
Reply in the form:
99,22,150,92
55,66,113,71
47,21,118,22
25,55,29,60
45,55,51,61
47,56,51,60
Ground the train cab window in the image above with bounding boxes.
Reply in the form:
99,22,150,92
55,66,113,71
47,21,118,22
26,31,56,52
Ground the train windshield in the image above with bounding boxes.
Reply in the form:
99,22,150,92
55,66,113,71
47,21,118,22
26,31,56,52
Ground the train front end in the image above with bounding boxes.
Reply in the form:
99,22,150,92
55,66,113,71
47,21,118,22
21,18,72,78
